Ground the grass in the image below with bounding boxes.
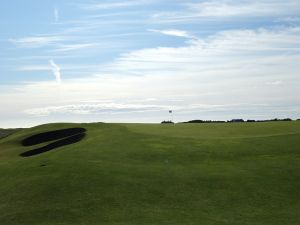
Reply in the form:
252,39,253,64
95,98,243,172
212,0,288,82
0,121,299,225
0,128,21,139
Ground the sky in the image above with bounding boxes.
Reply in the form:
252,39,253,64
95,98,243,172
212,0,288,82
1,0,300,128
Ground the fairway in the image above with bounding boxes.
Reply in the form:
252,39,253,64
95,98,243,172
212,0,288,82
0,122,299,225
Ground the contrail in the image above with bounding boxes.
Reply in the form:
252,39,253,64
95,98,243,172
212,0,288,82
54,7,59,22
49,59,61,84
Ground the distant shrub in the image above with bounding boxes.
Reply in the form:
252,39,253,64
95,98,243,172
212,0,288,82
228,119,244,123
161,120,174,124
184,120,225,123
270,118,292,122
282,118,292,121
178,118,294,123
187,120,204,123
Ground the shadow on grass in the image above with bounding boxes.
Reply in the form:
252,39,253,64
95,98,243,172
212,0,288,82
20,128,86,157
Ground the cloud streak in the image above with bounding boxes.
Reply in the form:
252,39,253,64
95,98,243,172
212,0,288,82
54,7,59,22
49,60,62,84
152,0,300,23
148,29,197,39
24,103,167,116
52,43,98,52
9,36,64,48
80,0,150,10
187,0,300,17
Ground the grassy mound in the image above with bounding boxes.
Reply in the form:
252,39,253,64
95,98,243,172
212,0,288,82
0,122,299,225
21,128,86,157
0,128,21,139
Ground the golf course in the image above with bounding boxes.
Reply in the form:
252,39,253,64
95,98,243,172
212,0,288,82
0,121,299,225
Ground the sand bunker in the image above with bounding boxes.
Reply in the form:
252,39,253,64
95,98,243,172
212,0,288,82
20,128,86,157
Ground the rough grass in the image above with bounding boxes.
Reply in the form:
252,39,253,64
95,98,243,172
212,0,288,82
0,121,299,225
0,128,21,139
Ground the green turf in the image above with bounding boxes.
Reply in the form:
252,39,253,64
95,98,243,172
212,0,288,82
0,128,21,139
0,121,299,225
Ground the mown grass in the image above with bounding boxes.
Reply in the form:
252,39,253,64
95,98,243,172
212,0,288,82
0,121,299,225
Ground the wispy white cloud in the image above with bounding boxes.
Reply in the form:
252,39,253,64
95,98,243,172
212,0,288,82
17,60,62,84
52,43,98,52
80,0,151,10
9,36,64,48
24,102,275,117
152,0,300,23
148,29,197,39
113,27,300,74
9,35,108,56
54,7,59,22
24,102,167,116
187,0,300,17
49,60,62,84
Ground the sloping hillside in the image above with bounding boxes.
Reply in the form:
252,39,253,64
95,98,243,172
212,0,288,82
0,128,21,139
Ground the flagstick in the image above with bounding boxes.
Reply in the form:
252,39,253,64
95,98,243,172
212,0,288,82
169,110,174,125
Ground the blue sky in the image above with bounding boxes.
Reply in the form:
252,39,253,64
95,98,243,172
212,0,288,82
1,0,300,127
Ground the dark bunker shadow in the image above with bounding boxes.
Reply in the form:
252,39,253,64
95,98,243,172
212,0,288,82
20,128,86,157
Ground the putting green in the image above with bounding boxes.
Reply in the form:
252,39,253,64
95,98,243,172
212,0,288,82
0,121,299,225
